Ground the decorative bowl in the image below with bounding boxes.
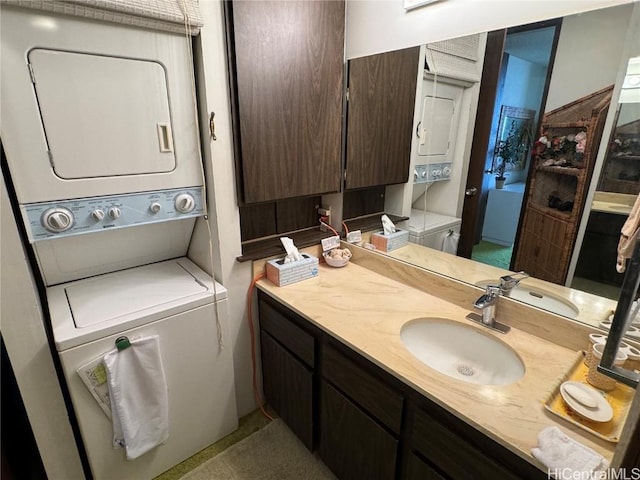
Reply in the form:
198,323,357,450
323,248,352,268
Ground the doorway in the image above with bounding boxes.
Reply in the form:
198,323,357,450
460,20,562,268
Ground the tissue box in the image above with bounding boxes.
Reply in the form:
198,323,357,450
266,253,319,287
371,230,409,252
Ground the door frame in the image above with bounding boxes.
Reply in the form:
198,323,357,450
458,19,563,260
457,29,506,258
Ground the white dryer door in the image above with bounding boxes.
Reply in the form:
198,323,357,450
29,49,176,179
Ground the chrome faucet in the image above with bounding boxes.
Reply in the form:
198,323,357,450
474,285,500,326
499,271,529,296
467,285,510,333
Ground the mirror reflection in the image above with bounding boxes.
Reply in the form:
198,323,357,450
343,3,640,336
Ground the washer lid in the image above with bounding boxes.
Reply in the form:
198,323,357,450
407,209,461,235
66,260,210,328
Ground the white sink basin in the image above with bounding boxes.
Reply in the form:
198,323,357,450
400,318,525,386
475,280,579,319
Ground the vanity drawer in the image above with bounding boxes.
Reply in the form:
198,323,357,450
412,407,536,480
323,343,404,434
259,295,315,367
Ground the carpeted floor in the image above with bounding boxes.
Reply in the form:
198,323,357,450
472,240,513,270
178,419,336,480
154,409,272,480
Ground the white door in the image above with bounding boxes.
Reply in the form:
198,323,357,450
417,81,463,163
29,49,176,179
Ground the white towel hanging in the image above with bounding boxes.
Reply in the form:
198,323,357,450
442,231,460,254
103,335,169,460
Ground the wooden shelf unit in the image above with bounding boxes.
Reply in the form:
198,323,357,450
514,85,613,284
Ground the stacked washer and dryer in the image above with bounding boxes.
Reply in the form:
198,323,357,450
1,6,237,480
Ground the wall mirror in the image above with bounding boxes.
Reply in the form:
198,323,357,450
344,2,640,338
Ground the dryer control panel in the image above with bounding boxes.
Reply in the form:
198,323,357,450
21,187,205,242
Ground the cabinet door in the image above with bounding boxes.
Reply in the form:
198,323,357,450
260,331,314,449
319,380,398,480
405,452,447,480
345,47,421,189
230,0,344,203
513,206,571,284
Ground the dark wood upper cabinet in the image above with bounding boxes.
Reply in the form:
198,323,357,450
228,0,345,204
345,47,421,190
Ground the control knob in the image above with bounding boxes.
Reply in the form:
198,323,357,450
108,207,122,219
413,170,418,181
442,166,452,177
41,207,74,233
91,209,105,221
174,193,196,213
149,202,162,214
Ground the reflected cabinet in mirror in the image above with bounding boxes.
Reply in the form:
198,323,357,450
343,2,640,338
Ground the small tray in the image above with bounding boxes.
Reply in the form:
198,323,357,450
543,351,635,443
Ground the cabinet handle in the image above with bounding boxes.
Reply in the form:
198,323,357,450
465,187,478,196
209,112,217,141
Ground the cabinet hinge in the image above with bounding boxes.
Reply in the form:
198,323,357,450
343,170,347,181
28,63,36,84
345,88,349,102
47,150,54,168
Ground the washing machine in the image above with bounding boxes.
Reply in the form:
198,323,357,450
406,209,461,251
48,257,237,480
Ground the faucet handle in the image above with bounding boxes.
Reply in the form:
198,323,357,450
485,284,501,298
474,285,500,309
499,271,529,290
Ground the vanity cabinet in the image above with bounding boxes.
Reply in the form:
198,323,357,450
319,344,404,480
258,296,315,449
227,0,345,204
345,47,421,190
257,291,546,480
514,86,613,284
411,406,523,480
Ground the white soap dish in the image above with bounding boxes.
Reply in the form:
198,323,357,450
560,381,612,423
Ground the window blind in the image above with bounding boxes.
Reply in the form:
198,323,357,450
3,0,203,35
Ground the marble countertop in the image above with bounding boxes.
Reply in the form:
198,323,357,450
257,261,619,471
591,191,636,216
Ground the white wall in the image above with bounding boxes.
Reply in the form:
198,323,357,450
346,0,635,60
1,179,85,479
545,3,635,111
